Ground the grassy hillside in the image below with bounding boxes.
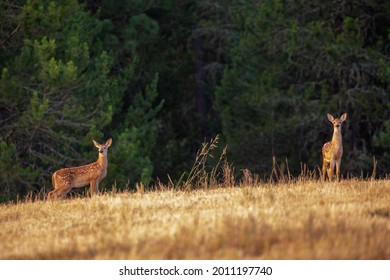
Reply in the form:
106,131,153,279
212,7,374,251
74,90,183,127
0,179,389,259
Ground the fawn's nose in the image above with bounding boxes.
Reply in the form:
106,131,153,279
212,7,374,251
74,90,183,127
99,149,104,153
336,124,340,128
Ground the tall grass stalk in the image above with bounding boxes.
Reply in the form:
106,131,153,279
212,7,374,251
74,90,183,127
176,135,234,190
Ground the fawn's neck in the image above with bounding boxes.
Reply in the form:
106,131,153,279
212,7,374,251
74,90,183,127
332,127,343,147
97,153,108,170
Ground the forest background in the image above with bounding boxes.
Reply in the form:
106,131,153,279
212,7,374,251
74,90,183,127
1,0,390,201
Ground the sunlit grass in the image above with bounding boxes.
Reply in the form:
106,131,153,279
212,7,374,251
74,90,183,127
0,179,389,259
1,137,388,259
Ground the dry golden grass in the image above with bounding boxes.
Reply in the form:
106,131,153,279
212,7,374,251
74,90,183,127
0,179,389,260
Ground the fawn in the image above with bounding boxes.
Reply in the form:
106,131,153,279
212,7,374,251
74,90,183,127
48,138,112,200
321,113,347,182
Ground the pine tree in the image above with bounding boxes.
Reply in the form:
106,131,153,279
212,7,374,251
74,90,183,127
0,0,162,199
217,0,390,177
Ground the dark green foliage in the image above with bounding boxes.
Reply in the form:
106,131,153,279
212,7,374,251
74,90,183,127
217,0,390,177
1,0,390,201
108,74,163,189
0,0,161,198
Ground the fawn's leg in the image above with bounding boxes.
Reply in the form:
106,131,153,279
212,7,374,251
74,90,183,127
335,159,341,182
48,177,58,200
321,159,328,182
48,187,63,200
47,189,57,200
57,185,72,199
327,160,334,181
90,180,98,196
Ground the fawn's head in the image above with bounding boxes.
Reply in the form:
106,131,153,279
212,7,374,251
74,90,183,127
327,113,347,129
93,138,112,156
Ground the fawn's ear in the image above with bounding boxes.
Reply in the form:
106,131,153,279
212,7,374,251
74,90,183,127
340,113,347,122
327,113,334,122
93,139,100,148
105,138,112,147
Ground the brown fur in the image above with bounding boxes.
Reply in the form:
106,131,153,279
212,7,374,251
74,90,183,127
48,138,112,200
321,113,347,182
